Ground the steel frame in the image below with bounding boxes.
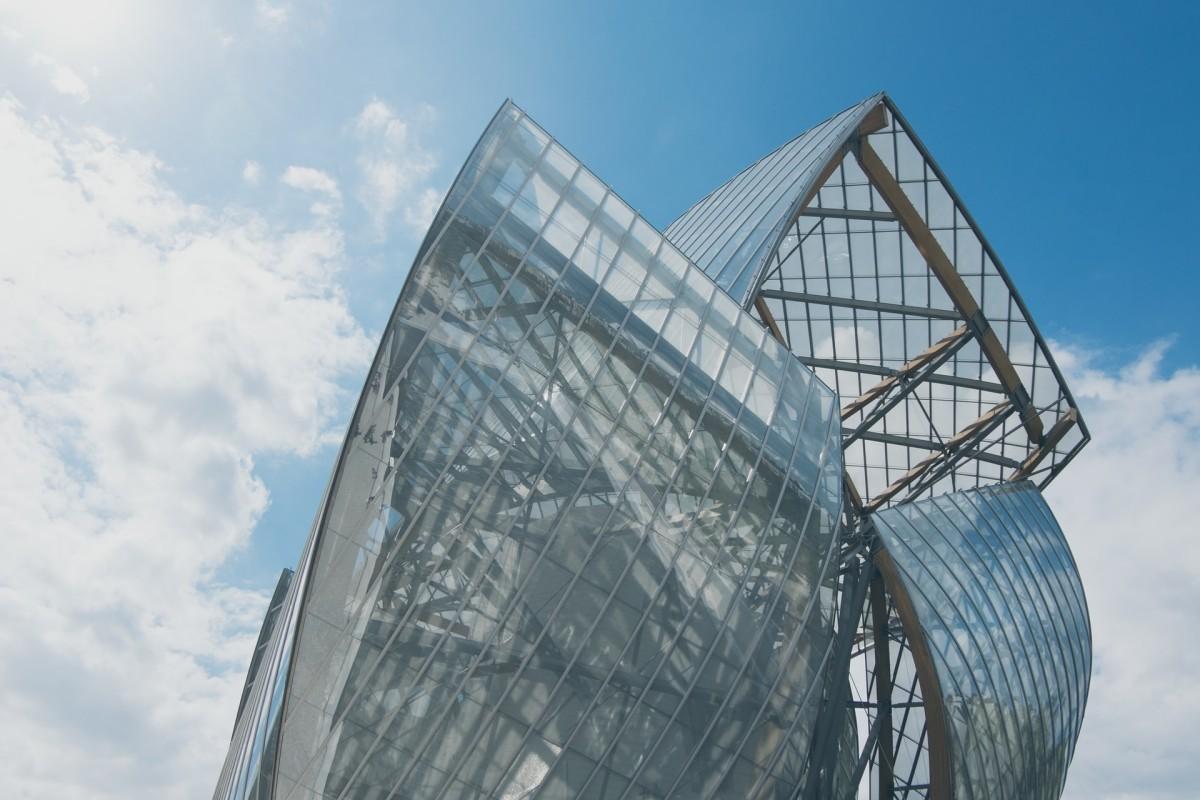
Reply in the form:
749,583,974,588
218,94,1092,800
745,96,1091,799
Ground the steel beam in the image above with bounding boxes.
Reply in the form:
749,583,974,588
802,558,875,800
846,428,1022,469
866,401,1013,510
758,287,962,321
798,206,897,222
841,326,970,420
869,571,895,799
795,354,1004,394
853,140,1043,442
846,711,883,799
893,400,1018,505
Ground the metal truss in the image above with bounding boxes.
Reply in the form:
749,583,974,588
725,95,1092,799
218,94,1093,800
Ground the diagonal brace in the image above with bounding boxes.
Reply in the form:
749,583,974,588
853,139,1043,443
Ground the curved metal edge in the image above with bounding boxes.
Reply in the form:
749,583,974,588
664,97,869,235
746,93,1089,488
732,92,886,308
1012,481,1095,750
232,568,294,734
260,98,519,798
873,544,953,800
877,96,1090,449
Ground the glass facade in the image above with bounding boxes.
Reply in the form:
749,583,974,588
667,97,1086,506
664,96,879,305
214,93,1092,800
872,482,1091,800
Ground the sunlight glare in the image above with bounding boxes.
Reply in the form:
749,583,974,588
2,0,154,58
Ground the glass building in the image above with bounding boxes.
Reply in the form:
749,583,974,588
214,94,1091,800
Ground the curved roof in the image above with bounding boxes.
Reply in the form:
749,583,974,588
872,481,1091,799
664,94,884,305
212,94,1096,800
667,94,1088,505
258,101,846,800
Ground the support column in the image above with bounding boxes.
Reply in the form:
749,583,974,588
869,571,895,798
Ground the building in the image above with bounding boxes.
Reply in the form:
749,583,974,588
214,93,1091,800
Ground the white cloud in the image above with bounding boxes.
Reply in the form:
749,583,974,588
281,165,341,218
30,52,90,102
402,185,443,233
1049,342,1200,799
254,0,290,27
351,98,438,238
242,159,263,186
0,95,370,798
281,164,340,199
812,322,881,362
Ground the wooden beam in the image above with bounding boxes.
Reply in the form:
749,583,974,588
873,547,952,800
857,101,889,137
793,102,889,216
844,471,864,512
797,148,848,215
841,326,970,420
854,140,1044,443
753,295,786,345
752,296,884,519
1011,408,1078,481
866,401,1012,510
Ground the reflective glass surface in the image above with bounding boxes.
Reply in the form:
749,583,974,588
664,96,880,305
263,103,844,800
215,513,324,800
667,95,1087,505
871,482,1091,800
212,92,1095,800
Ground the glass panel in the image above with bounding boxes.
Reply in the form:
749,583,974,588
873,482,1091,800
265,103,844,800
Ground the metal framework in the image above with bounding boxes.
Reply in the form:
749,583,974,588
214,94,1092,800
667,93,1090,800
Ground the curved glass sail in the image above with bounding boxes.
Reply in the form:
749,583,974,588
212,92,1094,800
664,95,882,305
264,102,844,800
871,482,1091,800
667,95,1087,507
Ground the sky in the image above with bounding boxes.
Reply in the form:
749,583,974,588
0,1,1195,797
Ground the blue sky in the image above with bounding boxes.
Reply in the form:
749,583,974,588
7,2,1197,357
0,2,1196,798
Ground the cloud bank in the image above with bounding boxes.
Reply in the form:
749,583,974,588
351,98,439,238
29,52,90,102
0,95,370,798
1052,343,1200,800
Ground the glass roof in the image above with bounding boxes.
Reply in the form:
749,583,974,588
213,93,1094,800
667,94,1088,507
873,482,1091,799
664,94,884,305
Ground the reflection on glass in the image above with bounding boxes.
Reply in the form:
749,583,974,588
245,104,845,800
873,482,1091,800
